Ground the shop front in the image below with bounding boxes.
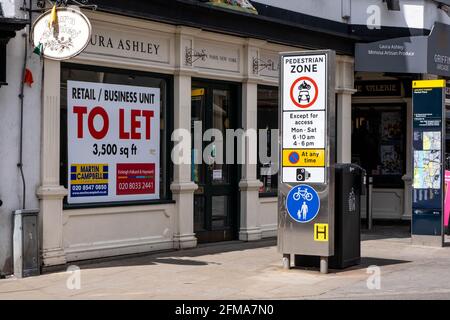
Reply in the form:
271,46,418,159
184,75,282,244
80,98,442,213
355,22,450,223
352,76,412,220
36,9,356,268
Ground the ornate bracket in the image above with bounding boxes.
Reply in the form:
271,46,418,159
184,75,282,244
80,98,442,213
185,47,207,66
252,57,276,74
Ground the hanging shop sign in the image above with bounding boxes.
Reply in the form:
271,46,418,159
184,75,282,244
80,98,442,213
355,23,450,78
32,7,92,60
412,79,445,246
278,50,336,260
67,81,160,204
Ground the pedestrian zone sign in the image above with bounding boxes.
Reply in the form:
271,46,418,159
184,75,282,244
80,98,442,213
282,53,328,184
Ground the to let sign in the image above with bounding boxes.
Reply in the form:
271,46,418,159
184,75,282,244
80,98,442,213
67,81,161,204
281,53,328,184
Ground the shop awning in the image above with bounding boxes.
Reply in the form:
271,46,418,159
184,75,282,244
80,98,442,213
355,22,450,78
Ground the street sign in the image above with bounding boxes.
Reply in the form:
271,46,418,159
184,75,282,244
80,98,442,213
412,79,446,247
286,185,320,223
278,50,336,267
314,223,329,242
281,53,327,184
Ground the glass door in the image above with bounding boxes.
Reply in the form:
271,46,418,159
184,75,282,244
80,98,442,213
191,81,238,243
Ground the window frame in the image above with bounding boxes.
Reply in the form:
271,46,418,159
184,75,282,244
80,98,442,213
60,63,174,209
257,84,279,197
351,103,407,189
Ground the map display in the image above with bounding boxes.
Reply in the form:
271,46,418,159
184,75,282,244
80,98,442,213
423,131,441,150
413,150,441,189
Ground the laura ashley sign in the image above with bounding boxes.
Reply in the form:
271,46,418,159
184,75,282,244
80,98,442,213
83,23,170,64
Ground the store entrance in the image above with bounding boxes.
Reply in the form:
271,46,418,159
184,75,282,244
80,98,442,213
191,81,239,243
352,104,407,221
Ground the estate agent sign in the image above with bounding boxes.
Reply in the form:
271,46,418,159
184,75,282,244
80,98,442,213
67,81,160,204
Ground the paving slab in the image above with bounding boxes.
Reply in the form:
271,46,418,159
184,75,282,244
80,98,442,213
0,226,449,300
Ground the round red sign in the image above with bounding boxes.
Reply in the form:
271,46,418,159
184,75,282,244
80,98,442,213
289,76,319,109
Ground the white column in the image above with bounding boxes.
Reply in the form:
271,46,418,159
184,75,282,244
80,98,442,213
239,80,263,241
335,56,356,163
336,91,353,163
170,74,197,249
36,59,67,267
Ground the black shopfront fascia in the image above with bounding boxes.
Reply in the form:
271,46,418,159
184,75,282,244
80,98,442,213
0,17,28,87
60,63,174,209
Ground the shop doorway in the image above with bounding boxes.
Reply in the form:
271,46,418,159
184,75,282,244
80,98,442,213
352,104,407,221
191,81,239,243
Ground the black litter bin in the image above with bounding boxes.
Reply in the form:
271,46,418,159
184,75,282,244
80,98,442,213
329,163,365,269
294,163,365,270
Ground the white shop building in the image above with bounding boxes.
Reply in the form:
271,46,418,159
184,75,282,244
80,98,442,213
34,7,356,269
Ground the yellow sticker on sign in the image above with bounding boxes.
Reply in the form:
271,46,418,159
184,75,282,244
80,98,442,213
314,223,328,242
282,149,325,167
70,164,109,185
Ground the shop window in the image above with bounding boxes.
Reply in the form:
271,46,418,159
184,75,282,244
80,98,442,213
352,104,406,188
257,86,279,196
60,64,172,206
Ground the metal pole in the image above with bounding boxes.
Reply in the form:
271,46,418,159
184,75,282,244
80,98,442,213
282,254,291,270
367,176,373,230
320,256,328,274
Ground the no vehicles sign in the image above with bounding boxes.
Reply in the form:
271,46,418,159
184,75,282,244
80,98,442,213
282,53,328,184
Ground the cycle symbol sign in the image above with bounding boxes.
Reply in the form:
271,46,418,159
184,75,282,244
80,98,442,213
285,184,320,223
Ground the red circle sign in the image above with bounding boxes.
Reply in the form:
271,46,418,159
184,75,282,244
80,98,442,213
290,76,319,109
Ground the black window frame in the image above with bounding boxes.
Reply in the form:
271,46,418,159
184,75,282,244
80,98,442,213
257,84,279,197
352,103,407,189
60,63,174,209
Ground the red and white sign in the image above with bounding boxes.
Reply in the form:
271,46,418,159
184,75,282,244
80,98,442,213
282,53,328,184
283,54,327,112
116,163,156,195
67,80,160,204
290,76,319,109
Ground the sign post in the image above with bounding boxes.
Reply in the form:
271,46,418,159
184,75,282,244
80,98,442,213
412,80,446,247
278,50,336,273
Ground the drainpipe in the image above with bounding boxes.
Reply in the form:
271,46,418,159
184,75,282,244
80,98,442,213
17,0,32,210
18,32,27,210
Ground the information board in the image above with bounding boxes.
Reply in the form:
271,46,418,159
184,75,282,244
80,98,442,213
412,80,445,243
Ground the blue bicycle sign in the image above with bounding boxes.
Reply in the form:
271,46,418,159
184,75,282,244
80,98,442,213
286,185,320,223
292,188,314,201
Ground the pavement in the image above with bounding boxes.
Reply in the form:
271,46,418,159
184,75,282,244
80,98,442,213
1,225,450,300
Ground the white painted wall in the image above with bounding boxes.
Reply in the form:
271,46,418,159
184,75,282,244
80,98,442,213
0,0,20,18
0,1,41,274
